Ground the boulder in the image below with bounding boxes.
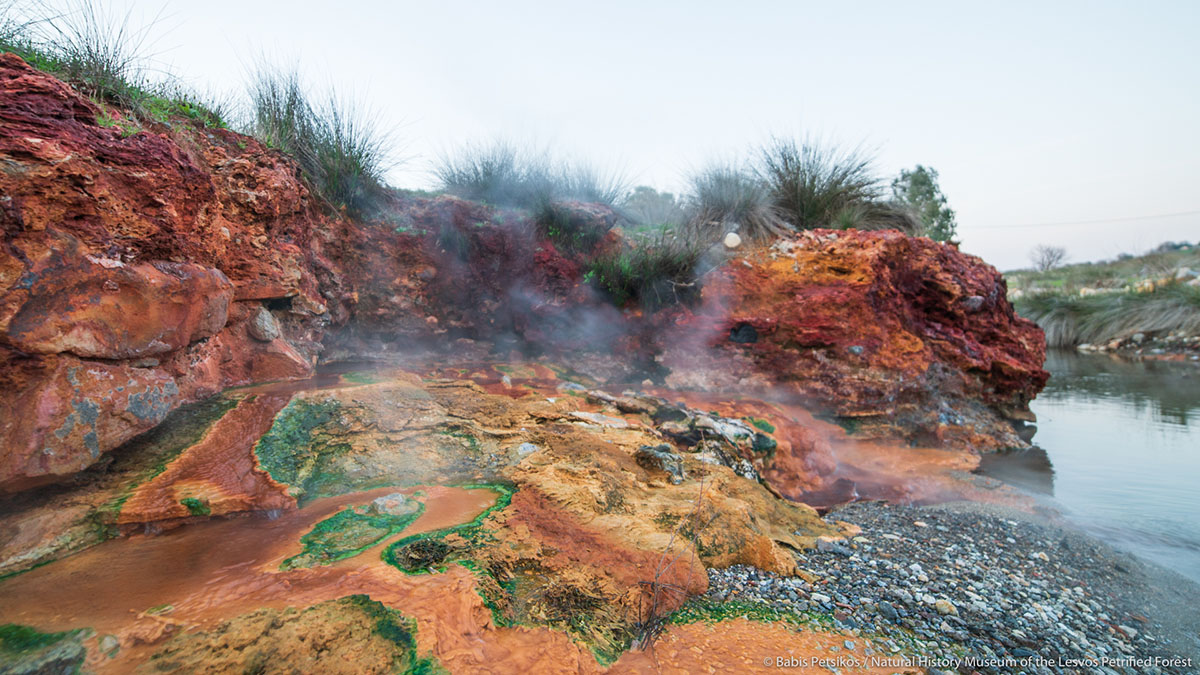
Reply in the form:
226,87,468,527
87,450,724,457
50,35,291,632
635,444,686,484
0,350,180,492
365,492,420,517
247,306,282,342
2,232,232,359
662,230,1049,449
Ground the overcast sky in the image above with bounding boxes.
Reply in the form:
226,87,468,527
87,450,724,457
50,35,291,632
55,0,1200,270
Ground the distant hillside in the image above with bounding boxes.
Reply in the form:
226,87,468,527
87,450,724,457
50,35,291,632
1007,243,1200,351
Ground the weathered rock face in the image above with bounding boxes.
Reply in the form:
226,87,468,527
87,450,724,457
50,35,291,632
0,351,180,491
2,231,233,359
0,53,331,490
661,230,1049,449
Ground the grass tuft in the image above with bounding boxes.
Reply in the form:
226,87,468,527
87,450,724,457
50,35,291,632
684,162,787,243
0,0,227,129
756,135,882,231
248,67,397,216
828,200,921,234
585,236,706,310
1014,285,1200,347
434,139,627,209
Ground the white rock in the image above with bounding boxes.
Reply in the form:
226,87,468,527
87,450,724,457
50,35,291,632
723,232,742,249
248,306,281,342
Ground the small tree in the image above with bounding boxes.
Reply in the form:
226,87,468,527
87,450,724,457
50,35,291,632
890,165,957,242
1031,244,1067,271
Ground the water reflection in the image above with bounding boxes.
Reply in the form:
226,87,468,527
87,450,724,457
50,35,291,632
976,446,1055,496
1028,350,1200,583
1041,350,1200,427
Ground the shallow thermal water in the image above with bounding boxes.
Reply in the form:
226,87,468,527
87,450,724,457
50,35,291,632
0,485,497,639
986,350,1200,583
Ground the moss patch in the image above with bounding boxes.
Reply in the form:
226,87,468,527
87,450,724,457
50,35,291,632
341,371,385,385
89,396,239,539
670,597,810,629
253,398,349,503
381,484,513,575
0,623,88,673
145,595,437,673
746,417,776,434
179,497,211,517
282,499,426,570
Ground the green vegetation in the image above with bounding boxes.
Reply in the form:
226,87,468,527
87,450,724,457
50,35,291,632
1,2,394,215
281,499,426,570
670,597,811,629
248,67,396,216
756,136,882,232
340,370,386,385
676,141,946,246
179,497,211,517
745,417,776,434
439,427,482,453
684,162,787,243
434,140,626,209
1007,243,1199,295
253,397,350,503
750,432,778,458
0,623,88,672
0,624,81,655
88,396,238,540
1008,242,1200,347
0,0,227,130
533,200,610,255
621,186,685,230
585,237,705,309
1014,284,1200,348
890,165,958,242
339,595,441,675
381,483,513,574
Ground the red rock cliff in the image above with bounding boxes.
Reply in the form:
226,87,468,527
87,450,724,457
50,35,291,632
0,52,1047,491
661,230,1048,449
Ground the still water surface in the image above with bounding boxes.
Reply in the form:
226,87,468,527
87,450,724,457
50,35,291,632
1017,351,1200,583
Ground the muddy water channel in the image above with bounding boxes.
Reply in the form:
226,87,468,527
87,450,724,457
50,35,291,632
984,351,1200,583
0,485,498,671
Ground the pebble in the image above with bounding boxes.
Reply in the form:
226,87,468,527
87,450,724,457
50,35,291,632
700,502,1194,674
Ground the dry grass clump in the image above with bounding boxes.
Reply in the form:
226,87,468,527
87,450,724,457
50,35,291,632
683,162,787,244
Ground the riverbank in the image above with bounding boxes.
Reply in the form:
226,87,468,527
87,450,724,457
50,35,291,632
702,500,1200,674
1008,243,1200,353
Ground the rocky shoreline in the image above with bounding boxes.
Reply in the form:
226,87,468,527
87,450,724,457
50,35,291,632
701,501,1200,674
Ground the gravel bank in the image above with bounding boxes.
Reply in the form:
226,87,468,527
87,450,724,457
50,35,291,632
703,500,1200,674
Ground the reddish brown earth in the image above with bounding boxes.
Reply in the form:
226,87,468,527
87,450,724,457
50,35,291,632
611,618,918,674
117,394,295,525
663,230,1048,450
